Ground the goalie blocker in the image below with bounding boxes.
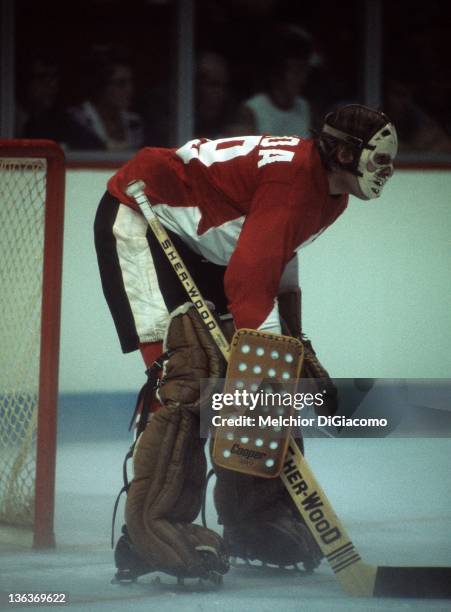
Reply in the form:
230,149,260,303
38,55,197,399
212,328,304,478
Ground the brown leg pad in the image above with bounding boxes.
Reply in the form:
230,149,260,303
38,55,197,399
125,305,228,578
211,435,304,525
126,405,226,577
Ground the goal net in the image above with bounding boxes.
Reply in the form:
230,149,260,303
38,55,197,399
0,140,65,548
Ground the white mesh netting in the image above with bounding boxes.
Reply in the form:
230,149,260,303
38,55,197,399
0,157,46,528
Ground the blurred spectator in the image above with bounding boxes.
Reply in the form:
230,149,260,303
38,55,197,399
16,55,69,140
194,51,239,139
63,54,145,151
234,24,314,136
384,78,451,154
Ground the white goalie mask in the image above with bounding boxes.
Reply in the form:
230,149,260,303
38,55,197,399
357,123,398,199
322,114,398,199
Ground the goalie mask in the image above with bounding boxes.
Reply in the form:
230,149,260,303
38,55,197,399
321,106,398,199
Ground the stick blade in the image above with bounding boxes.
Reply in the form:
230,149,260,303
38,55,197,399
374,566,451,598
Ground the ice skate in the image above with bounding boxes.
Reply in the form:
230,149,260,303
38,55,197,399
112,525,155,584
223,506,323,573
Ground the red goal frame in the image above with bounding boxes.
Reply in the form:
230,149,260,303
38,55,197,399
0,140,65,548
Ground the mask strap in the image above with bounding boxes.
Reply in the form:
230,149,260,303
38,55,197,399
321,124,364,148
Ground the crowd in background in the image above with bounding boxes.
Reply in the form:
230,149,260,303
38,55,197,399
16,50,147,152
13,0,451,156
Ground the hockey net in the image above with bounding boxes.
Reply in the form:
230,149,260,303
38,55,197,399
0,140,65,548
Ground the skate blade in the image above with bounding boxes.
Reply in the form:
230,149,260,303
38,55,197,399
111,568,139,584
230,556,310,575
151,573,224,592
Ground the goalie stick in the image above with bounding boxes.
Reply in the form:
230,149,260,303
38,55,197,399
126,180,451,599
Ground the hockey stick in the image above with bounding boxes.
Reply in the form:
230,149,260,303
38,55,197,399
126,180,451,599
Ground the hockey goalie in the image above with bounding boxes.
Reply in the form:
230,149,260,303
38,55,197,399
94,104,398,582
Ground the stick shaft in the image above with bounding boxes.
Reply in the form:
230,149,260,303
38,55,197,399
131,185,230,358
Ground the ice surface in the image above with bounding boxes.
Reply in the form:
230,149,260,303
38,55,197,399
1,434,451,611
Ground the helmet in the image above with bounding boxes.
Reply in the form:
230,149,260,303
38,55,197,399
319,104,398,199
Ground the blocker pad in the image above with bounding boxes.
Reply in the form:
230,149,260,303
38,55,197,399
212,329,304,478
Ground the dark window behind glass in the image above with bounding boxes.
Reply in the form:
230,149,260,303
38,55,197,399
193,0,364,139
383,0,451,155
12,0,451,159
15,0,176,153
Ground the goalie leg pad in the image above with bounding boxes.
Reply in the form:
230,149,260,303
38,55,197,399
125,305,228,578
211,435,322,570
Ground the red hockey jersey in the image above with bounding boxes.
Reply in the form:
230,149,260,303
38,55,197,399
108,135,348,330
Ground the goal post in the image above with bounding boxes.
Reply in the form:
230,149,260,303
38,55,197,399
0,140,65,548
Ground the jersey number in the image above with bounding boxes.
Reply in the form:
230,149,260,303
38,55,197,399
176,136,300,168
